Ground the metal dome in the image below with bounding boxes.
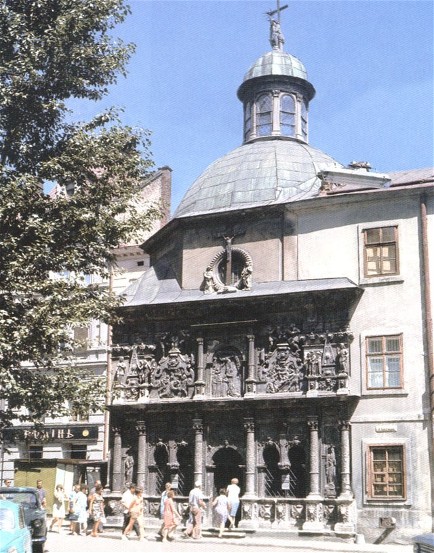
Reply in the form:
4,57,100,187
243,50,308,82
174,139,343,218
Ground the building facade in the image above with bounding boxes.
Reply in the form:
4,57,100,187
106,14,433,544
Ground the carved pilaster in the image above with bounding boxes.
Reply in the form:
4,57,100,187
112,426,122,492
194,338,206,398
136,421,147,492
245,335,257,396
192,418,204,485
338,420,353,499
306,416,322,500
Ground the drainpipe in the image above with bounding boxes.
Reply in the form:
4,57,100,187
420,193,434,526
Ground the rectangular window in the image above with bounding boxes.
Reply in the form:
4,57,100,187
366,335,402,389
368,445,405,499
364,226,398,277
29,446,43,460
70,444,87,460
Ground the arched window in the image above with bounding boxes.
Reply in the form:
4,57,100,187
244,102,252,142
256,94,272,136
301,100,308,141
280,94,295,137
263,442,281,497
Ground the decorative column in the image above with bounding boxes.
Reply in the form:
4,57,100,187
239,416,258,530
334,420,355,534
245,335,257,396
112,426,122,492
243,417,256,498
194,338,206,398
303,416,324,531
338,420,353,499
136,421,147,492
306,416,322,499
192,418,204,484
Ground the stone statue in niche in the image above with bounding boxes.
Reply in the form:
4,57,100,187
336,343,349,373
305,350,322,377
113,356,127,385
152,347,195,399
124,450,134,486
259,343,303,393
211,352,241,397
325,445,337,497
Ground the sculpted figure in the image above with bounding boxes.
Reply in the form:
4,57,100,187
203,266,216,294
239,262,253,290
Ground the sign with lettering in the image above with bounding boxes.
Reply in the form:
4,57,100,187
3,425,99,443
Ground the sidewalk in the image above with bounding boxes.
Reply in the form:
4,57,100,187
93,527,414,553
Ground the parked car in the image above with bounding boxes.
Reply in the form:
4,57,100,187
0,488,47,553
413,533,434,553
0,499,32,553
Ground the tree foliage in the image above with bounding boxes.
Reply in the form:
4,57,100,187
0,0,159,429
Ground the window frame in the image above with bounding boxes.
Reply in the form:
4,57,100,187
255,93,273,137
363,225,399,278
366,444,406,501
365,334,403,390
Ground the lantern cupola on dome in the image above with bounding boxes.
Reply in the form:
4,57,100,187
237,3,315,144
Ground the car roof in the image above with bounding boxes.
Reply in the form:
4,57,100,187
0,499,21,512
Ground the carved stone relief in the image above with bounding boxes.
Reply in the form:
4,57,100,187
210,347,242,398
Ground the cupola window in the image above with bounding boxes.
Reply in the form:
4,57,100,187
256,93,272,136
301,100,308,141
280,94,296,137
244,101,252,142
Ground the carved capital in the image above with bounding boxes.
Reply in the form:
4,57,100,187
307,417,319,432
136,421,146,435
339,420,351,431
112,426,122,436
192,418,203,434
243,417,255,433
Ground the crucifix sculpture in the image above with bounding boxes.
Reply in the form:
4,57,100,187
266,0,288,50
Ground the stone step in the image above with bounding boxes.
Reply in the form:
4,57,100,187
202,528,246,539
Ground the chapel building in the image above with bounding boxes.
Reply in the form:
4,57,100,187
107,13,434,543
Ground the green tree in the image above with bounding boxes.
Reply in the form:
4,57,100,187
0,0,159,429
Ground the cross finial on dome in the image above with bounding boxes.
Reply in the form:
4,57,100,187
266,0,288,50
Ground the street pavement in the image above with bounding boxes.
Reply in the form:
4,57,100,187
43,528,414,553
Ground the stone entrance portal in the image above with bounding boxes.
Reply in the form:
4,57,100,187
212,446,244,495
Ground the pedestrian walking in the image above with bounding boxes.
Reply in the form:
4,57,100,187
73,484,88,535
212,488,230,538
226,477,240,529
36,479,47,509
183,481,206,540
67,484,80,534
161,490,181,542
122,487,145,541
121,483,140,537
49,484,66,533
88,484,105,537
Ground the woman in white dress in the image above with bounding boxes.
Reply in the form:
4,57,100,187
49,484,66,533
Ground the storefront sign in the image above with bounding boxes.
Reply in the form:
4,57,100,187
3,425,99,443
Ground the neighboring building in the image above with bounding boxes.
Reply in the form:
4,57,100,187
106,13,433,544
1,167,171,497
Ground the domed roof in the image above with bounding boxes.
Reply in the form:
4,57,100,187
174,139,343,218
244,49,308,82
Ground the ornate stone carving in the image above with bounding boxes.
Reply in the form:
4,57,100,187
211,349,242,398
259,503,273,520
152,347,195,399
204,245,253,294
258,342,303,393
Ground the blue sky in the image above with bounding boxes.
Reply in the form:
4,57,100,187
71,0,434,212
